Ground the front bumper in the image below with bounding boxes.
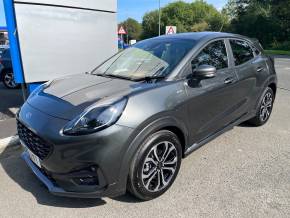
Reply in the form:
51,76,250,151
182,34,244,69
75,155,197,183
18,102,135,198
21,151,115,198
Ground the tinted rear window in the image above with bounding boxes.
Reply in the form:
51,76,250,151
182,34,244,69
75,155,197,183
230,40,254,66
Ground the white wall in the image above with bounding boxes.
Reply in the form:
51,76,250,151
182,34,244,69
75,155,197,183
14,1,117,83
15,0,117,12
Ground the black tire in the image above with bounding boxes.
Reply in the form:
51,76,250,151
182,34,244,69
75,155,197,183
1,69,20,89
247,87,274,126
127,130,182,201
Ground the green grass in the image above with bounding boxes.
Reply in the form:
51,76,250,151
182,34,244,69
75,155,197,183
264,50,290,56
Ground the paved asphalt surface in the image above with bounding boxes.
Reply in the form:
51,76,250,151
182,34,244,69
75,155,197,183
0,57,289,218
0,83,23,138
0,83,23,121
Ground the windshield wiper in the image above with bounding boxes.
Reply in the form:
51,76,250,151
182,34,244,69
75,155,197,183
95,73,134,81
95,73,166,82
134,75,166,82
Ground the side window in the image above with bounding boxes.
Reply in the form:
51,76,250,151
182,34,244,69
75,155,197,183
230,40,254,66
192,40,228,71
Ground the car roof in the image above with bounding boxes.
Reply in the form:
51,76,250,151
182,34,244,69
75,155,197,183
155,32,251,42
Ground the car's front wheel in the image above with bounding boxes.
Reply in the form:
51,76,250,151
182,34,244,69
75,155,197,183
128,130,182,200
248,87,274,126
2,70,20,89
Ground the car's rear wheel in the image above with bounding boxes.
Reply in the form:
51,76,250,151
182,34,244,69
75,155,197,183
248,87,274,126
128,130,182,200
2,70,19,89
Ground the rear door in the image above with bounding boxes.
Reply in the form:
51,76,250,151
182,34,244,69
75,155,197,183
228,39,264,115
184,39,242,144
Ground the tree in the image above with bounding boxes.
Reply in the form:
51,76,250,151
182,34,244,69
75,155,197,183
271,0,290,46
191,21,209,32
119,18,142,41
142,10,160,39
142,0,228,39
223,0,290,49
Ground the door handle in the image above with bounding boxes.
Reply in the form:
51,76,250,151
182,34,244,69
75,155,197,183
224,77,234,84
256,67,264,72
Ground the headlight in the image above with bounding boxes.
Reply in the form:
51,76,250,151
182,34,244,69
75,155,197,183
63,98,127,136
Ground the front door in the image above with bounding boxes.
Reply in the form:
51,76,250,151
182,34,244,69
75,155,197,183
184,39,241,144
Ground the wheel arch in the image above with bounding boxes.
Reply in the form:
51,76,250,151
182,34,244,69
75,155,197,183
116,116,189,193
268,82,277,97
158,126,186,157
255,76,277,109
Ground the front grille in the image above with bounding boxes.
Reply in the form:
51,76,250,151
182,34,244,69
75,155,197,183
17,120,53,160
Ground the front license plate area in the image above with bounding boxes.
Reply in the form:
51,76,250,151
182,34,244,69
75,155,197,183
27,149,42,168
21,141,42,168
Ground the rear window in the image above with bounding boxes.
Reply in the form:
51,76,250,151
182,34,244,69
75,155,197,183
230,40,254,66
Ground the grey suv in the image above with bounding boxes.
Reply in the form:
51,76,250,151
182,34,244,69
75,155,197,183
17,32,277,200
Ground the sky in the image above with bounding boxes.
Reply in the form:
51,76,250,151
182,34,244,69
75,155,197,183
0,0,227,27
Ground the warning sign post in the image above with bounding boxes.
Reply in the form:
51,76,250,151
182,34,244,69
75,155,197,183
166,26,177,35
118,26,127,35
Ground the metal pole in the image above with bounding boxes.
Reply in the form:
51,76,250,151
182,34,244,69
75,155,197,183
126,23,129,44
158,0,161,36
121,34,124,49
21,83,27,101
3,0,27,102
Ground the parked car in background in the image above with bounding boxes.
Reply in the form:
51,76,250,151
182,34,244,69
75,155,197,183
18,32,277,200
0,44,10,51
0,48,19,89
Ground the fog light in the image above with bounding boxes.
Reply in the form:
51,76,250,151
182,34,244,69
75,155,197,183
73,177,99,186
71,165,100,186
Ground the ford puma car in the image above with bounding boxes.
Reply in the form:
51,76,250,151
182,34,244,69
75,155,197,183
17,32,277,200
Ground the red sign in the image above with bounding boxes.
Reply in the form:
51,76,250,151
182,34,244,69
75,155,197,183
118,26,127,35
166,26,177,35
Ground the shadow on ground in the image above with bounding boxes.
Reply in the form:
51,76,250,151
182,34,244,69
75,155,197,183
0,146,140,208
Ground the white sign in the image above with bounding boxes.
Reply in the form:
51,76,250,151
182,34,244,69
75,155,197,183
166,26,177,35
130,40,137,45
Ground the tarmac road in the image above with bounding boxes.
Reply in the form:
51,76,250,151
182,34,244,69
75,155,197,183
0,57,289,218
0,83,23,121
0,83,23,138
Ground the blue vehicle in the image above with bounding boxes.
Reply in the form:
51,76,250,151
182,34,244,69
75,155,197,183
0,48,19,89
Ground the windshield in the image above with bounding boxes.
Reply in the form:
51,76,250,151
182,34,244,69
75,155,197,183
93,38,196,81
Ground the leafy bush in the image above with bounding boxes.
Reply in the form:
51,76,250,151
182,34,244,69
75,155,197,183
269,41,290,51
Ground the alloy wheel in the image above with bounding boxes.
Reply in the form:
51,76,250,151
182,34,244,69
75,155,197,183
141,141,178,192
259,92,273,122
4,71,17,88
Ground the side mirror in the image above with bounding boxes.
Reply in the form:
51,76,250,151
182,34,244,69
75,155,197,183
193,64,217,79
